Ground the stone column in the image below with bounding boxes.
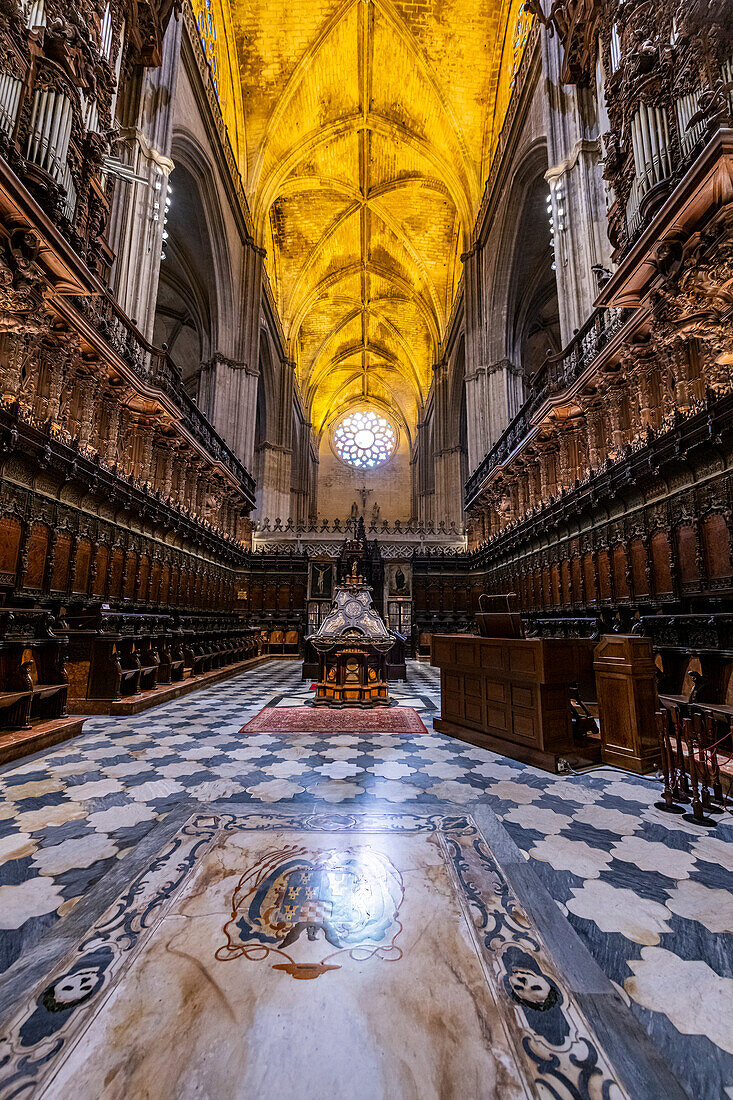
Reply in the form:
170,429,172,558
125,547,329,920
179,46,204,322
432,360,459,526
486,358,525,452
257,443,293,524
462,245,491,472
238,241,265,467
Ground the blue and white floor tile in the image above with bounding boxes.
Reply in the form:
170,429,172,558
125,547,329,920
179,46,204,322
0,658,730,1098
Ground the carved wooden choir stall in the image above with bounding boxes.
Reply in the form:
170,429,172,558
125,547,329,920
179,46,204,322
308,568,393,707
0,609,84,765
63,608,262,714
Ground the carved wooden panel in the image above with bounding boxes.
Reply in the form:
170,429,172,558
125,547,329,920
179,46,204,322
595,550,610,601
703,513,732,579
676,525,700,588
23,523,49,590
560,560,572,605
123,552,137,600
582,553,597,604
171,565,180,606
630,539,650,597
150,560,162,604
91,545,108,597
137,555,150,602
71,538,92,595
277,583,290,611
160,562,171,605
427,584,440,611
0,516,22,585
612,545,629,600
109,549,124,598
530,570,540,609
651,530,674,595
571,557,582,605
50,533,72,592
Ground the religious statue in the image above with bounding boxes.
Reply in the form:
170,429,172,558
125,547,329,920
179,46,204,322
371,501,380,523
350,500,359,522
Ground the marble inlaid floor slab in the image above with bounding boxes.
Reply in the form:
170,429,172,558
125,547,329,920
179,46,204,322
0,659,731,1099
0,808,673,1100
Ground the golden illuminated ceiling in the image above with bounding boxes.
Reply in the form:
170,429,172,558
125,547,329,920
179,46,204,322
229,0,527,439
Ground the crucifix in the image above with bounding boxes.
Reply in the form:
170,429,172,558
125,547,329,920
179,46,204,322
358,483,373,513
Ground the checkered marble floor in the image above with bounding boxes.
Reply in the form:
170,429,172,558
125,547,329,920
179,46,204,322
0,658,731,1099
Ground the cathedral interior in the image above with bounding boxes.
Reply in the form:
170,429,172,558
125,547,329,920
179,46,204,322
0,0,732,1095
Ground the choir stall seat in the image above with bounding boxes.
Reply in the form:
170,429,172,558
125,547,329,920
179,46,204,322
0,613,69,727
24,645,69,722
116,636,143,696
0,610,84,764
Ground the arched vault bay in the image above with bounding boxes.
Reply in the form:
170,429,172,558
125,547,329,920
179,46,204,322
229,0,527,437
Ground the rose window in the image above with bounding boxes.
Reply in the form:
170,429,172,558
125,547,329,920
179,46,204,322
332,410,396,469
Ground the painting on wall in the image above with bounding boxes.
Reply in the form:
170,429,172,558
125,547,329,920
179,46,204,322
386,561,411,597
310,562,334,600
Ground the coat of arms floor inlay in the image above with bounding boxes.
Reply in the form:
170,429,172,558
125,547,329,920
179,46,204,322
0,807,642,1099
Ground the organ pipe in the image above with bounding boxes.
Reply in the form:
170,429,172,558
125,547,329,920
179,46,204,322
0,74,22,138
25,88,74,183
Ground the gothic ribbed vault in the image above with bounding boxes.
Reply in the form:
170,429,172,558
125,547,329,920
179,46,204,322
230,0,527,439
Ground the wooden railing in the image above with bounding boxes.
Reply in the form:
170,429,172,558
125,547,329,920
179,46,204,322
465,305,628,505
70,290,256,499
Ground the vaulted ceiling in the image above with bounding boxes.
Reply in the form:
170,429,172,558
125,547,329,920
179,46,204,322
230,0,527,440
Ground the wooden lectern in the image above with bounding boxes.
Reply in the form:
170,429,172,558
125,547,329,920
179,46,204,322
431,633,600,772
594,634,660,773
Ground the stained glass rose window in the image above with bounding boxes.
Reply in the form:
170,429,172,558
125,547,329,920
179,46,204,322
332,409,396,469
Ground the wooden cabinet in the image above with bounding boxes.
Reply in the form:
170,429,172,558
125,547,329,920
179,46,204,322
431,634,599,772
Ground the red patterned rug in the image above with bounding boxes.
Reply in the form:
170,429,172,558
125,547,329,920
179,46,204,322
239,706,428,735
